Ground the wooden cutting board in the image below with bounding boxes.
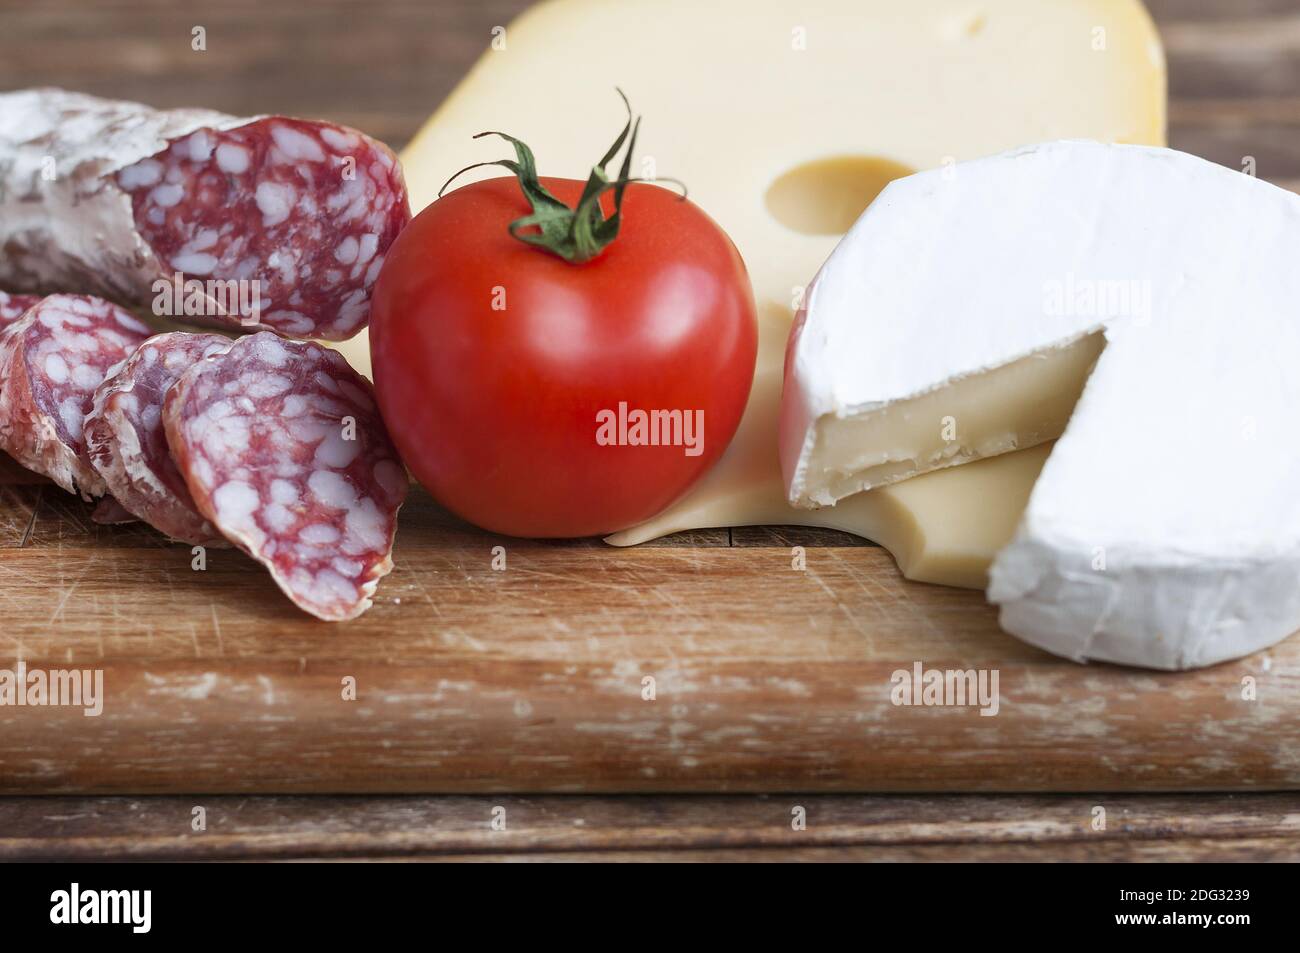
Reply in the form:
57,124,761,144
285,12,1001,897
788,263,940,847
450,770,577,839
2,456,1296,794
1,0,1299,796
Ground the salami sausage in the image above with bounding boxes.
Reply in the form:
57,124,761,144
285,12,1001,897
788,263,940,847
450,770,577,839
0,294,152,498
85,331,233,544
0,291,41,325
0,88,410,340
91,496,139,525
164,332,407,620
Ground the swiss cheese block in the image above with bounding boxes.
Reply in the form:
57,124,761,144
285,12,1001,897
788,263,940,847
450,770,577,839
612,437,1051,591
783,139,1300,670
358,0,1166,589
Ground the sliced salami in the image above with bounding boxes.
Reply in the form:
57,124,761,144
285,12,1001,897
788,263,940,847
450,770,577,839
0,88,409,340
91,496,139,525
85,331,233,544
0,291,41,325
0,294,152,498
164,332,407,620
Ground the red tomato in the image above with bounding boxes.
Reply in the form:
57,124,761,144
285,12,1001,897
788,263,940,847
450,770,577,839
369,176,757,537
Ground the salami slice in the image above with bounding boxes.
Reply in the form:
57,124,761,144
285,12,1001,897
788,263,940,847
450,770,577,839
0,294,152,498
91,496,139,525
0,88,409,340
85,331,233,544
0,291,41,325
164,332,407,620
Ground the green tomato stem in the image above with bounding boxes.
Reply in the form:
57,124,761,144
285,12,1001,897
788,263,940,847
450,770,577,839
438,89,685,265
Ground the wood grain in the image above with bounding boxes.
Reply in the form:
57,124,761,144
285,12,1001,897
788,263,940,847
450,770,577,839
0,0,1298,806
1,480,1297,794
2,793,1296,861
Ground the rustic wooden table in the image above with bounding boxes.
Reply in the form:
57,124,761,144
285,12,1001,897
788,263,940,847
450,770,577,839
1,0,1298,862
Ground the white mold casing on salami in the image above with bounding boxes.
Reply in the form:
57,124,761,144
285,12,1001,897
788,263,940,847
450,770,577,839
85,332,234,544
0,294,152,498
0,88,410,340
163,332,407,620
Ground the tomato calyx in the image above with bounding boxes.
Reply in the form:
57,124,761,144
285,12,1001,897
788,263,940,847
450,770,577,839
438,89,685,264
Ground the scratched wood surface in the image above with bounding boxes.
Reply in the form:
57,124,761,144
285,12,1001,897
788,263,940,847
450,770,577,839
2,793,1297,861
1,0,1300,805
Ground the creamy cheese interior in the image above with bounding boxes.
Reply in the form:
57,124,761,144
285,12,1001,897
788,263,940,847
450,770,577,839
796,333,1104,506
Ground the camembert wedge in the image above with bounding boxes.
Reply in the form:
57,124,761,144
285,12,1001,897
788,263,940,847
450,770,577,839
782,140,1300,669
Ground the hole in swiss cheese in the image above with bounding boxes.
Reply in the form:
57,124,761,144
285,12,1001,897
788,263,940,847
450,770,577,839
765,156,917,236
